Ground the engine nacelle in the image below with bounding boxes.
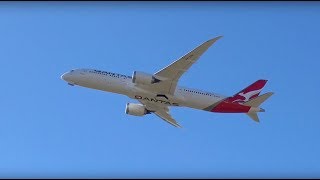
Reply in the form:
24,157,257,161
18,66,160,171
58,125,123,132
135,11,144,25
125,103,150,116
132,71,161,85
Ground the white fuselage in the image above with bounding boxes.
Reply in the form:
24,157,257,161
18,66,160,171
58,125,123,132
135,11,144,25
61,68,228,111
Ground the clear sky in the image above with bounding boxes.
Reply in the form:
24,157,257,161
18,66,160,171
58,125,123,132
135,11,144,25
0,1,319,178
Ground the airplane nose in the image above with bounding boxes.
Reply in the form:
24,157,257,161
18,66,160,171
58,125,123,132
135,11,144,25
61,72,72,81
61,73,68,81
61,72,76,86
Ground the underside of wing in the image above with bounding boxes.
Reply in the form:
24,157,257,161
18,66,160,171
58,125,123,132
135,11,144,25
152,36,222,95
133,36,222,96
154,110,181,128
155,36,222,81
138,100,181,128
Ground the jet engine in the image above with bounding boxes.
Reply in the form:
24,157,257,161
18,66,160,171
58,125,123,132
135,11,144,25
132,71,161,85
125,103,151,116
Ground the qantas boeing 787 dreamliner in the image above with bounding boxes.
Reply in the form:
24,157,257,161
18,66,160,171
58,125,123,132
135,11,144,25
61,36,273,127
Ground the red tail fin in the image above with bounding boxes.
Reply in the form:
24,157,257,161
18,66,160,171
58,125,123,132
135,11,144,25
226,79,268,104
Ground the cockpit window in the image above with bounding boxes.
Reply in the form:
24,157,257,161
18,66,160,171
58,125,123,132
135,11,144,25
70,70,75,72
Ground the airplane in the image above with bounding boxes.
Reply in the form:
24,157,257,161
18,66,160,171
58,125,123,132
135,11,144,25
61,36,274,128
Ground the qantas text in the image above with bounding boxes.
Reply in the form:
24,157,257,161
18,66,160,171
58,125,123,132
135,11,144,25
134,95,179,106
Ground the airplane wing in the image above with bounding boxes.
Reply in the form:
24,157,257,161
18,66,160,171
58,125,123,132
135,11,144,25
138,100,181,128
153,36,222,95
154,109,181,128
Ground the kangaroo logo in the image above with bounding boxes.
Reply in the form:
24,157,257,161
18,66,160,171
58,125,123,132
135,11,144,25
232,89,262,103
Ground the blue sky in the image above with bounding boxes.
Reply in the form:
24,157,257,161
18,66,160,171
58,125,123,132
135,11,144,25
0,1,320,178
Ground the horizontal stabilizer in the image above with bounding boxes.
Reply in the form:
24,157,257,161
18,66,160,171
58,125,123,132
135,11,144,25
243,92,274,107
247,113,259,122
244,92,274,123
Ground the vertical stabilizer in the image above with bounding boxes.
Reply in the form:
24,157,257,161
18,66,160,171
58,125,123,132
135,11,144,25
227,80,268,104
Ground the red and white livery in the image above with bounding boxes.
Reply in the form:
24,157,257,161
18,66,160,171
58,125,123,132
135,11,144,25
61,36,274,127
